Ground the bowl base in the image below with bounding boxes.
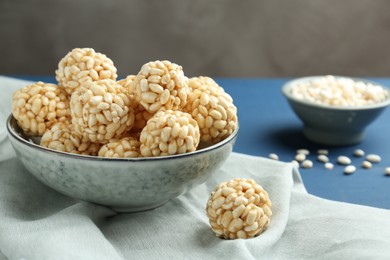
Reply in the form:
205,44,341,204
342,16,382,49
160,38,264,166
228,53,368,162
303,126,364,146
109,200,169,213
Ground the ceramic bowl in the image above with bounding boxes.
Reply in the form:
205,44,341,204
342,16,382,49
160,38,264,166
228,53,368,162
7,115,238,212
282,76,390,145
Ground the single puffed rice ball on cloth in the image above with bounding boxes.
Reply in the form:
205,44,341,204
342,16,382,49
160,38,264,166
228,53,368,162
117,75,154,131
133,60,190,113
184,76,238,144
98,136,141,158
206,178,272,239
40,121,101,155
56,48,118,95
70,79,135,144
12,81,71,136
139,110,200,157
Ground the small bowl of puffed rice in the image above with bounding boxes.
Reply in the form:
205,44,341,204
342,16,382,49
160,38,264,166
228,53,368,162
6,48,239,212
282,75,390,146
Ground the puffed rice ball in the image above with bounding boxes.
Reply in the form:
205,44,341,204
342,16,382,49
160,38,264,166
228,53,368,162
133,60,190,113
56,48,118,95
185,77,238,144
98,136,141,158
70,79,135,144
40,121,101,155
206,178,272,239
12,81,70,136
117,75,154,131
139,110,200,157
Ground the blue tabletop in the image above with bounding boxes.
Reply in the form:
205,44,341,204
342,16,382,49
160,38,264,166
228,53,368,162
12,76,390,210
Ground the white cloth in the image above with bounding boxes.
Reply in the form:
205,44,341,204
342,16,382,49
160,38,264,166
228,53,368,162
1,76,390,260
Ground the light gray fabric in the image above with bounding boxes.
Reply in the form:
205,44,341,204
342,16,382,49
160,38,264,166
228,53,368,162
1,76,390,259
1,1,390,77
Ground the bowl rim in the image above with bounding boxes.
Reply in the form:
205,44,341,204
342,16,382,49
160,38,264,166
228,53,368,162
6,114,239,162
281,75,390,111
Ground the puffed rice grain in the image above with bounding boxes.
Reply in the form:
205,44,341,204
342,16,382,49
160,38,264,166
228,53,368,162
337,155,351,165
268,153,279,160
40,121,101,155
366,154,381,163
139,110,200,157
184,76,238,144
385,167,390,176
361,161,372,169
12,81,71,136
301,160,313,169
56,48,118,95
317,149,328,155
98,137,141,158
317,154,329,163
70,79,135,143
344,165,356,175
295,153,306,162
291,160,300,169
296,149,310,155
324,162,334,170
206,178,272,239
133,60,190,113
353,149,365,157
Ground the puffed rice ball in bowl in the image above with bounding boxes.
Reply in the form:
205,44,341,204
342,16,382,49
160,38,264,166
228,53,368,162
6,112,239,212
282,76,390,145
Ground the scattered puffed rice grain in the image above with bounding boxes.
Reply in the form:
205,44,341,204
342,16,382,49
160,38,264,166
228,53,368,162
324,162,334,170
301,160,313,169
317,149,328,155
361,161,372,169
337,155,351,165
268,153,279,160
353,149,365,157
317,154,329,163
344,165,356,175
366,154,381,163
291,160,299,169
295,153,306,162
296,149,309,155
385,167,390,176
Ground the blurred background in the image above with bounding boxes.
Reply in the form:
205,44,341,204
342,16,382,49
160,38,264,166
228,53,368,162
1,0,390,78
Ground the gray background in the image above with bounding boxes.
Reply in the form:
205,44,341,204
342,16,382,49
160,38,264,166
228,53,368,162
1,0,390,78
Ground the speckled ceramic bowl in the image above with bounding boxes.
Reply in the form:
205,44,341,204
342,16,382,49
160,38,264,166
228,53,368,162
282,76,390,145
7,115,238,212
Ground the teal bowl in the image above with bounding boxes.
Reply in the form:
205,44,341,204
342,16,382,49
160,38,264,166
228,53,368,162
282,76,390,146
7,115,238,212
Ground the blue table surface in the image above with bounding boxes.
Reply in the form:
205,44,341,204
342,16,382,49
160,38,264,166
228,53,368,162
12,76,390,210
